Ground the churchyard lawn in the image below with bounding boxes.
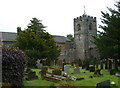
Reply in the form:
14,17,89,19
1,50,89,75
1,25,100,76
24,65,120,87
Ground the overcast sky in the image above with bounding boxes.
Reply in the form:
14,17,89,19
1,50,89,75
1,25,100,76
0,0,116,36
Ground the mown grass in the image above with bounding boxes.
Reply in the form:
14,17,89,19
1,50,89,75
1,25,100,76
24,65,120,88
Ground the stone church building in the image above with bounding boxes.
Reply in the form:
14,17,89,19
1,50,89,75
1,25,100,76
0,14,99,64
74,14,99,61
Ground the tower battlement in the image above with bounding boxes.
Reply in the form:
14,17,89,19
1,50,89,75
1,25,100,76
74,15,96,22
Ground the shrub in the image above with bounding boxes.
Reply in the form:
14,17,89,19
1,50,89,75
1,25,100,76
2,47,27,88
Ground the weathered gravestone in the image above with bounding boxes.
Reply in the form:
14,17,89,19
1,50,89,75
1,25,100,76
37,63,43,69
24,68,38,80
109,69,116,75
64,65,70,75
40,67,48,80
96,80,110,88
93,69,103,77
115,73,120,77
73,67,80,74
89,76,93,78
36,59,43,69
89,66,95,72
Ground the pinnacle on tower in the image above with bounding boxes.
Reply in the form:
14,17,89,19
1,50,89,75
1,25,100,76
83,6,87,16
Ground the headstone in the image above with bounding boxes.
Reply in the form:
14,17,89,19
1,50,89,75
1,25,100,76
82,60,86,69
75,64,79,67
96,80,110,88
36,59,40,64
54,60,56,66
93,69,103,77
109,69,116,75
82,71,86,73
89,76,93,78
36,63,43,69
40,67,48,80
89,66,95,72
115,73,120,77
70,76,77,81
24,68,38,80
73,67,80,74
64,65,70,75
36,59,43,69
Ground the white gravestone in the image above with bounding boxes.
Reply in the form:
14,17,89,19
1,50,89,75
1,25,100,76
64,65,70,75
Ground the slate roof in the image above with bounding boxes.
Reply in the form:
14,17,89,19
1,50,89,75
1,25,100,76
0,32,17,41
0,32,71,43
53,35,71,43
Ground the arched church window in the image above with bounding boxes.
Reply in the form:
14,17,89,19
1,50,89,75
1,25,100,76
77,24,81,31
89,23,92,30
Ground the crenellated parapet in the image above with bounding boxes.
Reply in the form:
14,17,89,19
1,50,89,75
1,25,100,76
74,15,96,22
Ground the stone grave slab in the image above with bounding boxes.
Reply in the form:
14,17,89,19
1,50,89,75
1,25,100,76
96,80,110,88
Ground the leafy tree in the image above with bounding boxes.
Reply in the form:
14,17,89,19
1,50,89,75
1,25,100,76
94,1,120,69
14,18,60,67
66,34,74,41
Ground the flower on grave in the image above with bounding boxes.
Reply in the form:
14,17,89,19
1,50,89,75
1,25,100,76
111,82,115,84
111,81,116,87
63,72,67,76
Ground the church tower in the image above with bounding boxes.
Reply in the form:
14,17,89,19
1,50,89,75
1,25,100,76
74,14,98,61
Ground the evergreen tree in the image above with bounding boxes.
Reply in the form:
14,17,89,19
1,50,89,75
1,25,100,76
95,1,120,60
14,18,60,67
